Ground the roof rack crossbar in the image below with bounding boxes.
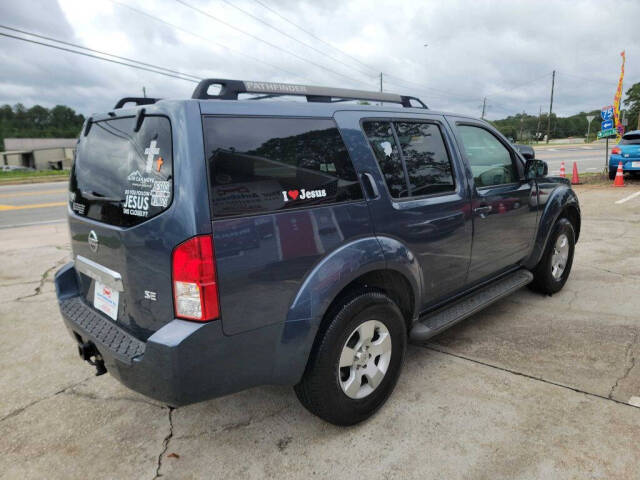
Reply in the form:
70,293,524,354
114,97,160,109
191,79,427,108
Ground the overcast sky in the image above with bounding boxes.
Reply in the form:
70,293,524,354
1,0,638,120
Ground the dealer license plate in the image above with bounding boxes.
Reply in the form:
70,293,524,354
94,281,119,320
631,161,640,168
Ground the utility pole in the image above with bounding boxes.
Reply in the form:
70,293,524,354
481,97,487,119
519,110,525,142
142,86,147,98
379,73,383,106
536,105,542,143
546,70,555,144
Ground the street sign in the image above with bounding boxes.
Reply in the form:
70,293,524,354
601,119,614,130
601,105,614,121
598,128,617,138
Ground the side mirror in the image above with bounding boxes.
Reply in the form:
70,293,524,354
525,159,548,179
513,144,535,160
521,149,535,161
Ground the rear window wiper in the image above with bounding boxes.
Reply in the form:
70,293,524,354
81,190,124,203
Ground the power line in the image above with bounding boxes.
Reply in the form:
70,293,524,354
174,0,368,87
0,30,199,83
218,0,373,80
492,72,552,94
0,24,201,81
250,0,487,102
107,0,310,82
250,0,378,74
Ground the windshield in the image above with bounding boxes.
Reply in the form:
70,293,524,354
69,115,173,227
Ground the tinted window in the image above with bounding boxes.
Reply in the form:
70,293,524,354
621,134,640,145
457,125,516,187
203,117,362,217
395,122,454,196
70,116,173,227
363,121,407,198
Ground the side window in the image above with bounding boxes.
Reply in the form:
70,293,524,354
395,122,454,196
363,121,407,198
363,120,455,198
203,117,363,217
457,125,517,188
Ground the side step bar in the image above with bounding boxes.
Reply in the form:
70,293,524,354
410,269,533,342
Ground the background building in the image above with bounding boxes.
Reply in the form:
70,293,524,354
1,138,76,169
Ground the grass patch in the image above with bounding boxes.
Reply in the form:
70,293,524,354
0,169,69,184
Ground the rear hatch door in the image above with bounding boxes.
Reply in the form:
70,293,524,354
69,112,176,340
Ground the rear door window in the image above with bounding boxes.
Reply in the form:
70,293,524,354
363,121,408,198
70,116,173,227
363,120,455,198
395,122,455,196
203,117,363,217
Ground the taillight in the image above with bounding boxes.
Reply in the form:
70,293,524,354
172,235,219,321
612,147,621,155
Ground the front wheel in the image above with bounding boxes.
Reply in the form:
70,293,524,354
294,291,407,426
530,218,575,294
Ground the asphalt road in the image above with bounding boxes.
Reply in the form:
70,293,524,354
535,143,608,174
0,181,67,229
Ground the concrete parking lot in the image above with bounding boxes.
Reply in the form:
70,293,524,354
1,184,639,479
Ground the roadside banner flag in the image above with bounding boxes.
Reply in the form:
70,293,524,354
613,50,626,142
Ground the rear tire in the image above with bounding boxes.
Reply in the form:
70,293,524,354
608,167,616,180
294,291,406,426
530,218,575,295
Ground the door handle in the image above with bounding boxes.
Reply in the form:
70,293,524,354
361,172,379,199
473,205,492,217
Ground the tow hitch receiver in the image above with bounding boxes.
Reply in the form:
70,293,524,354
78,342,107,376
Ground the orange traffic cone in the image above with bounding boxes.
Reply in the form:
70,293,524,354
613,161,625,187
571,162,581,185
559,161,566,177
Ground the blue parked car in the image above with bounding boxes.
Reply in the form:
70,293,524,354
609,130,640,179
55,79,580,425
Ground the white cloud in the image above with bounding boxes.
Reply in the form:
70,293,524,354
0,0,638,119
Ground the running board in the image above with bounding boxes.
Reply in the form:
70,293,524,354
410,269,533,342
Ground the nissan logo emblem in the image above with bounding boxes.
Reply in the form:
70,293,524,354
88,230,99,253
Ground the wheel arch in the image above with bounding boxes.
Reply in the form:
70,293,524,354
271,236,420,385
524,184,580,270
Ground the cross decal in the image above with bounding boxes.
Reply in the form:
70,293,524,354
144,140,160,173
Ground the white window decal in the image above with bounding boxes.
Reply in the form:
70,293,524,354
144,140,160,173
281,188,327,202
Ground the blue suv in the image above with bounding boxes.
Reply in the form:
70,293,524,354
55,79,580,425
608,130,640,179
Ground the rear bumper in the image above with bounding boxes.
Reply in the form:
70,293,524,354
54,262,295,406
610,156,640,170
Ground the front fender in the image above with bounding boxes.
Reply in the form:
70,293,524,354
271,235,421,384
524,181,580,269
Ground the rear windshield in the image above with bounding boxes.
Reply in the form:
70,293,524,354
203,116,363,218
621,134,640,145
69,115,173,227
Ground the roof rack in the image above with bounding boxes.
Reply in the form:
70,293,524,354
191,79,427,108
114,97,159,109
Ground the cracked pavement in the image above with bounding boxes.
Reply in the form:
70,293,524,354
1,186,639,479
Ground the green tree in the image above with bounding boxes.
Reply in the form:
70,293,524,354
0,104,85,150
623,82,640,131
